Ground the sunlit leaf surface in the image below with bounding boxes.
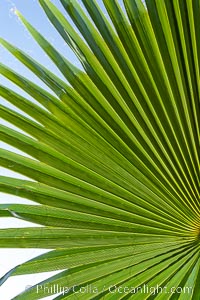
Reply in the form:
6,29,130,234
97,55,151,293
0,0,199,299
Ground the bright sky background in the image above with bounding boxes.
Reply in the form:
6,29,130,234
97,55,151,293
0,1,82,299
0,0,125,299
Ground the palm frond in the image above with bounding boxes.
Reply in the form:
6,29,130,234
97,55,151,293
0,0,199,299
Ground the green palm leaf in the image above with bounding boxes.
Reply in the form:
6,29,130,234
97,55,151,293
0,0,199,299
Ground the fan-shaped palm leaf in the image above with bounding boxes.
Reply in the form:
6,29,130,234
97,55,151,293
0,0,199,299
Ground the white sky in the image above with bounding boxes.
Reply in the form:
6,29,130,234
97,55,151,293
0,0,73,298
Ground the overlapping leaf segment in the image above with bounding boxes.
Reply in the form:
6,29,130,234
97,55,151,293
0,0,199,299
